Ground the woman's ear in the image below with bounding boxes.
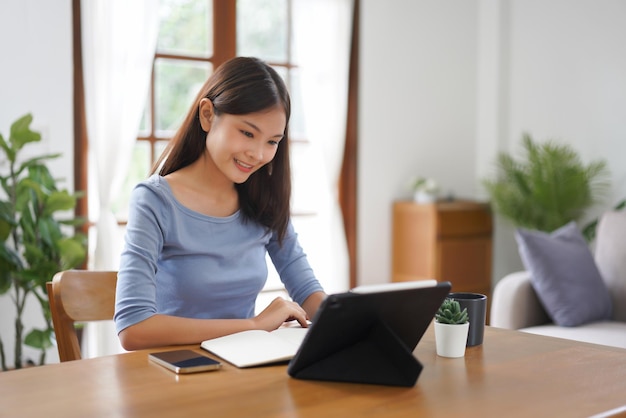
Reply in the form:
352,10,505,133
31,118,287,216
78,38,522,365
198,98,214,131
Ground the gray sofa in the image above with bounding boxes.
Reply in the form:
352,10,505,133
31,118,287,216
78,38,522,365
490,210,626,349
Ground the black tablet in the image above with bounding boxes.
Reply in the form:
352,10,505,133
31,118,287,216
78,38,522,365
287,280,451,387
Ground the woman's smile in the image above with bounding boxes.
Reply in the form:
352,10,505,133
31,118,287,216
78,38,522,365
235,158,254,173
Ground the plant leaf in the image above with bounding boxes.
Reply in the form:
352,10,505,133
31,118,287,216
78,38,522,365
15,154,61,178
58,237,87,269
0,133,15,163
0,202,17,241
24,328,53,350
15,178,44,211
9,114,41,152
43,190,77,217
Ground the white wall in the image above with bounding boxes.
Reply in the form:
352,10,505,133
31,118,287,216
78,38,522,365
358,0,626,286
0,0,72,366
359,0,480,285
506,0,626,206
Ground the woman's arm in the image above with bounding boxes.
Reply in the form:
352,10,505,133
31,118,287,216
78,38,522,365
118,296,310,351
301,291,327,319
118,315,253,351
267,221,326,316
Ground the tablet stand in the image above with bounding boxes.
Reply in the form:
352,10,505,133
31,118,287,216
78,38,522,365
289,318,422,387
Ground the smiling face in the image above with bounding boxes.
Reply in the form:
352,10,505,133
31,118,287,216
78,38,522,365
199,98,286,185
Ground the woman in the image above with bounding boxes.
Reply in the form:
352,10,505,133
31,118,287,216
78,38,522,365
114,57,326,351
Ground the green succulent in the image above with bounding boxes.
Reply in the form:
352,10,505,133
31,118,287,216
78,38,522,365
435,298,469,325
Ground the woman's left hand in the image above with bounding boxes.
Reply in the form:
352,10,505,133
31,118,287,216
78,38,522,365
252,297,309,331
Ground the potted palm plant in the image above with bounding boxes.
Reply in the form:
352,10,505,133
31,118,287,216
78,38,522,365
434,298,469,358
482,133,611,235
0,113,86,370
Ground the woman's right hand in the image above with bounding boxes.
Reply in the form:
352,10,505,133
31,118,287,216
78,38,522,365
253,297,309,331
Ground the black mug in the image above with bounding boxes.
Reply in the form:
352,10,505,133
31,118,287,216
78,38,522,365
448,292,487,346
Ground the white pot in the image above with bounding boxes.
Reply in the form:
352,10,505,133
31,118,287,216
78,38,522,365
413,190,437,204
434,321,470,358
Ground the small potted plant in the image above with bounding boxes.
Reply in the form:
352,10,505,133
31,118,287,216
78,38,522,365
434,298,469,358
411,176,439,203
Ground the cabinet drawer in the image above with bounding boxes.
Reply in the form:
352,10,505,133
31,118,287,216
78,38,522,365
437,204,492,237
437,237,492,287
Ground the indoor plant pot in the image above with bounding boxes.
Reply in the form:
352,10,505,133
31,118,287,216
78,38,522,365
411,177,439,204
434,298,469,358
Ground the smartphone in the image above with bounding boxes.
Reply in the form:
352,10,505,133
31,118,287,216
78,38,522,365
149,350,222,374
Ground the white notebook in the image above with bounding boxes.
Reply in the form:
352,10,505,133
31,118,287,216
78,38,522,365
200,326,309,368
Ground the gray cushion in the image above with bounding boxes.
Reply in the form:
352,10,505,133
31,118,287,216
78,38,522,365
515,222,612,327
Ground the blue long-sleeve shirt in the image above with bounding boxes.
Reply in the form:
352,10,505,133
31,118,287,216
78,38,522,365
114,175,323,334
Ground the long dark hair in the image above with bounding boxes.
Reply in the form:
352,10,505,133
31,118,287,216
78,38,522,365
152,57,292,243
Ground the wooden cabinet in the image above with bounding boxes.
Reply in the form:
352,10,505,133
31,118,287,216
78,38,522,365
392,200,493,301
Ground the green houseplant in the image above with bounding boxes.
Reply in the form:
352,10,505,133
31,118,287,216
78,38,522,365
482,133,611,235
434,298,469,358
410,176,440,203
435,298,469,325
0,113,86,370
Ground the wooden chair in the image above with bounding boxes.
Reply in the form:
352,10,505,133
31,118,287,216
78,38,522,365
47,270,118,362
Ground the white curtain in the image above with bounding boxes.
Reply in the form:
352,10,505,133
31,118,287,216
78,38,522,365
81,0,160,357
292,0,353,294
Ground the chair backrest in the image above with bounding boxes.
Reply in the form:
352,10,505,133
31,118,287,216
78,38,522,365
47,270,118,362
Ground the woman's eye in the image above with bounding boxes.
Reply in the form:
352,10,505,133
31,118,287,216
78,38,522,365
241,130,253,138
268,140,279,146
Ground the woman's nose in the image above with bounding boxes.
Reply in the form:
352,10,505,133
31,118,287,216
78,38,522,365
246,141,264,162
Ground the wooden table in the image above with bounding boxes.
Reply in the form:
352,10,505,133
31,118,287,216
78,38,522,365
2,326,626,417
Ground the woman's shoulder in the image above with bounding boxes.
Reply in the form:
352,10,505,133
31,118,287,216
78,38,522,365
134,174,170,192
130,175,174,205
